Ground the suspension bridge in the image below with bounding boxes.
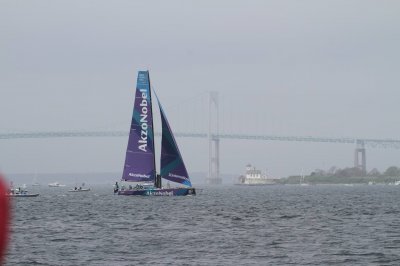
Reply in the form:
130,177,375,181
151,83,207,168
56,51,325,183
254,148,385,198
2,130,400,148
1,92,399,183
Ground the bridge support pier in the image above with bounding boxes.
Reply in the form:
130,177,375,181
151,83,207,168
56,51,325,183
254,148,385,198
354,140,366,175
206,91,222,185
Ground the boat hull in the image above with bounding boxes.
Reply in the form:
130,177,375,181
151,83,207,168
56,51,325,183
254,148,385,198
6,194,39,197
69,189,90,192
48,184,65,187
117,187,196,196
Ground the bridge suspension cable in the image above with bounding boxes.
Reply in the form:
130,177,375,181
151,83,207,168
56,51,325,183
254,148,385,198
1,131,400,149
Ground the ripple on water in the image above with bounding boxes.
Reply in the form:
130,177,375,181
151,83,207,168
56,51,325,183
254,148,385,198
5,184,400,265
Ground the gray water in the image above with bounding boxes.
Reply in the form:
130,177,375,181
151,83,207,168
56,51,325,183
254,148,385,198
5,184,400,265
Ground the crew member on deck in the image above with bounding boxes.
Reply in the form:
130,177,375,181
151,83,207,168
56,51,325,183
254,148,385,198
114,182,119,193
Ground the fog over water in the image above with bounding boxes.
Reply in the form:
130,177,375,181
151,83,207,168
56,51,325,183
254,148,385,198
1,1,400,180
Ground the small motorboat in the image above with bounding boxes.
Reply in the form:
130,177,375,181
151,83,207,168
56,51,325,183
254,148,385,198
6,188,39,197
69,183,90,192
69,187,91,192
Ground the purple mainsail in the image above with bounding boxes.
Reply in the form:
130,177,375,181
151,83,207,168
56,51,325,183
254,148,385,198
122,71,156,182
156,95,192,187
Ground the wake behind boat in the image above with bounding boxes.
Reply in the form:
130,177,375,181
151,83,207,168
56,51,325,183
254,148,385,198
115,71,196,196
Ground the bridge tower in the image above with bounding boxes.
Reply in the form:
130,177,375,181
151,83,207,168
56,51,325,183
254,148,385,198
354,140,367,174
206,91,222,184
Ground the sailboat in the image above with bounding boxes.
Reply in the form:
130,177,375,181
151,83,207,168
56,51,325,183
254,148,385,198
116,71,196,196
32,171,40,186
299,169,309,186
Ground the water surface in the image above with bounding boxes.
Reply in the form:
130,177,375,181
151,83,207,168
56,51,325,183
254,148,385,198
6,184,400,265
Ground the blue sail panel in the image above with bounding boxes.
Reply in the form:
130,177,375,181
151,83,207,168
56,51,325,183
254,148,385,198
156,96,192,187
122,71,156,182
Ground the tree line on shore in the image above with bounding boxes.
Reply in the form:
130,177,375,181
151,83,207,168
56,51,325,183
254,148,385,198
283,166,400,184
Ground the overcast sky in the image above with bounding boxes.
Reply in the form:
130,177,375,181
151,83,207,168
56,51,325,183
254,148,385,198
1,0,400,179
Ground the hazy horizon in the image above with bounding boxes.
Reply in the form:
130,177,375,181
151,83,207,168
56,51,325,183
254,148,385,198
1,1,400,178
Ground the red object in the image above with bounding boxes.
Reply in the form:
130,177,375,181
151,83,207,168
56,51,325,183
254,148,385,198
0,174,9,263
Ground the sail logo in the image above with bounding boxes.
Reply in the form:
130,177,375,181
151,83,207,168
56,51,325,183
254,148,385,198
146,190,173,196
138,88,149,152
129,173,150,178
168,173,186,180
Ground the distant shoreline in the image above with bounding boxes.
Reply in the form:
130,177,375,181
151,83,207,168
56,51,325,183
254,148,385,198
280,175,400,185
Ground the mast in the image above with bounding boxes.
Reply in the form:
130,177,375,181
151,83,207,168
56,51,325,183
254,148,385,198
147,72,158,185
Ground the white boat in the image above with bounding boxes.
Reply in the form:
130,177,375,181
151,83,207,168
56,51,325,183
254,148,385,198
69,183,90,192
69,188,90,192
236,164,277,185
31,171,40,186
6,187,39,197
394,181,400,186
48,182,66,187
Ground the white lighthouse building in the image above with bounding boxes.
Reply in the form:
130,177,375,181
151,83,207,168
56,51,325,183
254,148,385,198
237,164,276,185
